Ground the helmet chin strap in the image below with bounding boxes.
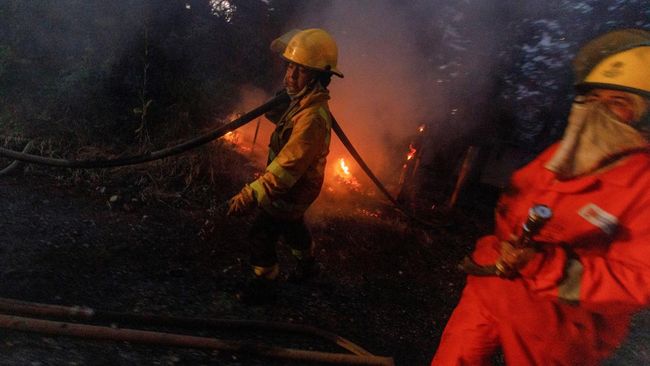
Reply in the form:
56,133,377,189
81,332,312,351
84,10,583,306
286,78,320,99
632,98,650,139
286,85,307,99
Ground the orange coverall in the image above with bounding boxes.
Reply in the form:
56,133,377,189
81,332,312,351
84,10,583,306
432,144,650,365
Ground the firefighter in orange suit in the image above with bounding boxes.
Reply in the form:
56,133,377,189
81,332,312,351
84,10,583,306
227,28,343,304
432,29,650,365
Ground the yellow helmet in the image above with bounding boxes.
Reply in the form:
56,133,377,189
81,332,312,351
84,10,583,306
270,28,343,78
580,46,650,98
574,29,650,98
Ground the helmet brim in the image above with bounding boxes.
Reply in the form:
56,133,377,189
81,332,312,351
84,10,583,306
575,82,650,99
270,29,303,54
279,54,344,78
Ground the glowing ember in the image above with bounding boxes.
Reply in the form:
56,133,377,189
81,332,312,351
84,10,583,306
357,208,381,218
219,127,252,153
406,144,417,161
222,131,238,143
332,157,361,190
418,124,426,133
339,158,350,175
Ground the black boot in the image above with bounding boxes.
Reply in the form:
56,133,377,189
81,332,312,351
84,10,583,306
236,278,278,305
287,257,321,283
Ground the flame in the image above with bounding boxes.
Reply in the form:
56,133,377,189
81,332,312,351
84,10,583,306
418,124,426,133
222,131,238,143
406,144,417,161
221,112,242,144
332,157,361,191
339,158,350,175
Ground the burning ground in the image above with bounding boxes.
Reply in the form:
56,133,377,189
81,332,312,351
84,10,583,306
1,140,649,365
0,142,490,366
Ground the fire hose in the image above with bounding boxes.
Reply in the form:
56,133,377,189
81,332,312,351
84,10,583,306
0,140,34,176
331,117,444,229
0,92,430,362
0,297,394,365
0,92,291,169
0,92,442,228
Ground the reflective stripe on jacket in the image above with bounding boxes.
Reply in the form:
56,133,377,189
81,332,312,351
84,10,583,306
249,85,332,218
464,144,650,362
486,143,650,311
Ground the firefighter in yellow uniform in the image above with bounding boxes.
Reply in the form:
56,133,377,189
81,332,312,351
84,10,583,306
227,28,343,304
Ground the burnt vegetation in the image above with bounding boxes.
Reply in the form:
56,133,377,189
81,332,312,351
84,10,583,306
0,1,649,365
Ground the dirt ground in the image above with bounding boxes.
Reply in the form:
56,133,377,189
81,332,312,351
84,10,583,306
0,170,648,365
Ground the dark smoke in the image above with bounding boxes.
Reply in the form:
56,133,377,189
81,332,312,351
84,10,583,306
280,0,649,197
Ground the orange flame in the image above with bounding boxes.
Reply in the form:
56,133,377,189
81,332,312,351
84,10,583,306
339,158,350,175
222,131,238,143
406,144,417,161
331,157,361,191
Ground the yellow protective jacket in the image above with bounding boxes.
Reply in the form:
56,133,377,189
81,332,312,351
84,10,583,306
249,85,332,219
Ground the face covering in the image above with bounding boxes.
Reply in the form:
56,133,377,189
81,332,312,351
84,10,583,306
544,101,649,179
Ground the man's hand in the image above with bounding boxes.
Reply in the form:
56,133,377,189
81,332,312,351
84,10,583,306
227,185,256,216
495,240,536,278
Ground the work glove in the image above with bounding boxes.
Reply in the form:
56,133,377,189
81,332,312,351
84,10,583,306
227,185,257,216
495,239,536,278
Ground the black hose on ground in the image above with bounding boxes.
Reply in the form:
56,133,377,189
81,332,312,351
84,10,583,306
0,92,441,228
0,140,34,176
0,92,290,169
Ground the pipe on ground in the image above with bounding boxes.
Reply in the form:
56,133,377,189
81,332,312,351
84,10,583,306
0,297,370,356
0,314,394,366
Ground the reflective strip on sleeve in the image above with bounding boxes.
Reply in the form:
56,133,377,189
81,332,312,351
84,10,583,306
249,179,267,206
558,258,583,303
291,246,314,260
267,160,299,187
253,264,279,280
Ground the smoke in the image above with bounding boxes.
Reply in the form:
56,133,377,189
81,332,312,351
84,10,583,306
293,1,443,184
277,0,646,200
267,0,510,199
226,85,276,166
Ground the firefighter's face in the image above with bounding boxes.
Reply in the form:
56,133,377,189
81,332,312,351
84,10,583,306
585,89,639,124
284,62,317,94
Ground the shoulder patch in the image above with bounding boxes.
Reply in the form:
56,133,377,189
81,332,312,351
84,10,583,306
578,203,618,235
